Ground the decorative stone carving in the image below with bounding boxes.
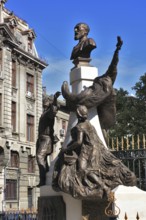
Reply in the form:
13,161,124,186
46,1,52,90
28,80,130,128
12,87,17,98
27,101,34,112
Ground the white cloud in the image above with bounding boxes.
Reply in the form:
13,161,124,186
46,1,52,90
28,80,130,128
42,54,146,97
42,57,73,96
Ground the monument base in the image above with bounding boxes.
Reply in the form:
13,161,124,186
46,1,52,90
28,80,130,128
39,185,111,220
38,184,146,220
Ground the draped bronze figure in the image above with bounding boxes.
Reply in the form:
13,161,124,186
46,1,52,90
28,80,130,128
52,105,137,199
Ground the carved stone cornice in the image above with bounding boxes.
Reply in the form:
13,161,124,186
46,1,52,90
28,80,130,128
25,59,35,69
13,47,48,70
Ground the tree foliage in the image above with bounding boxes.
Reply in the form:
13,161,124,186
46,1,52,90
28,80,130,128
109,73,146,137
132,73,146,101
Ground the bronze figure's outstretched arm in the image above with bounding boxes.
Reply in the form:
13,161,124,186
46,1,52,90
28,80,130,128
97,36,123,85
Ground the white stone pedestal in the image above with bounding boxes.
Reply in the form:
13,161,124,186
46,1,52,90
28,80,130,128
113,185,146,220
63,66,107,148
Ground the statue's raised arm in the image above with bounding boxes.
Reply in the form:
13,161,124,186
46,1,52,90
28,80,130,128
97,36,123,85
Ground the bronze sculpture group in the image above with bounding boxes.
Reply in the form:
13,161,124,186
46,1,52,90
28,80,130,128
52,105,136,199
36,22,137,199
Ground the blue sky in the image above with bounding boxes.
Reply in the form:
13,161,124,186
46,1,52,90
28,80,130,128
6,0,146,96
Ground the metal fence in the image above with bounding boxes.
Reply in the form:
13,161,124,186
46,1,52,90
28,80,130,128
109,212,140,220
123,212,140,220
0,211,38,220
108,135,146,191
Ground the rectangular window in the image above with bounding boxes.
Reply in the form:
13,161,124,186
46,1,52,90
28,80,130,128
28,187,33,208
12,101,16,131
28,156,35,173
27,114,34,142
12,60,16,87
5,179,17,200
0,93,2,125
26,73,34,94
11,151,19,168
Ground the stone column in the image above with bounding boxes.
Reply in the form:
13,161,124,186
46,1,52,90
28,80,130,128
63,65,107,148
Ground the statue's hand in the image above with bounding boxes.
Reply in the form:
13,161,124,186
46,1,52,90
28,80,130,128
116,36,123,50
61,81,71,99
54,91,61,99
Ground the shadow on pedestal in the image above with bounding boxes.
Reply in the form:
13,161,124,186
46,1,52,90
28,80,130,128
82,199,109,220
38,196,66,220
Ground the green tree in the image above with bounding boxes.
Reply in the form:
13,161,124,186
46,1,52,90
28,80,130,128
109,73,146,137
132,73,146,101
109,88,137,137
131,73,146,134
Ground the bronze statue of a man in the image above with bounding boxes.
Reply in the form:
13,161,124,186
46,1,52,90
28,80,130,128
36,91,61,187
70,22,96,61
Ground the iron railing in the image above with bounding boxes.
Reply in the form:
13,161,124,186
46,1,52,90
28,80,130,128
124,212,140,220
108,135,146,191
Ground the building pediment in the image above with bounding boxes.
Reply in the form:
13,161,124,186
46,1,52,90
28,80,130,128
0,23,18,46
4,15,18,28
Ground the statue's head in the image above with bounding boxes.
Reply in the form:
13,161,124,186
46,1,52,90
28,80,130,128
76,105,88,120
43,97,50,111
74,23,90,40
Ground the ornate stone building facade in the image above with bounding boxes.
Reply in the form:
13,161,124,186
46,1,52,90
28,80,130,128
0,1,47,211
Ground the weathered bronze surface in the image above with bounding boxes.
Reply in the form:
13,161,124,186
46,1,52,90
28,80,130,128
62,36,122,130
36,91,61,187
52,105,137,199
70,23,96,61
